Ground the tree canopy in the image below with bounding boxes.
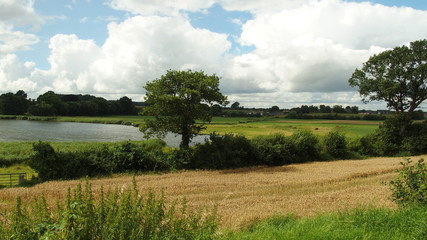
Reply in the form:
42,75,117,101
349,39,427,115
349,39,427,132
141,70,228,148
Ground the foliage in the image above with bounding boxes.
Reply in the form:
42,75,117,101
390,158,427,207
0,91,29,115
323,129,348,159
251,134,297,165
224,206,427,240
142,70,228,148
349,39,427,133
29,141,168,181
21,91,138,116
0,181,218,239
398,120,427,155
191,134,259,169
289,130,321,162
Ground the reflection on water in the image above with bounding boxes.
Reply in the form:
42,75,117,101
0,120,207,147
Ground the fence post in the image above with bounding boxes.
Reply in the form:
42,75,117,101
19,174,25,185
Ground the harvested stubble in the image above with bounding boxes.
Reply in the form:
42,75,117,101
0,155,418,229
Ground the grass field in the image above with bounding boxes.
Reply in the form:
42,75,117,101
1,114,381,138
0,155,414,229
202,118,381,138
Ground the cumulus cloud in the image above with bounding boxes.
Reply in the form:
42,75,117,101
28,15,230,98
0,54,37,92
225,0,427,96
0,23,39,54
84,15,231,94
108,0,216,16
2,0,427,109
0,0,43,27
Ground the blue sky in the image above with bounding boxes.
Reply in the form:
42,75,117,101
1,0,427,109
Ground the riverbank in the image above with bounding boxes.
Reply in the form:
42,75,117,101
0,114,148,127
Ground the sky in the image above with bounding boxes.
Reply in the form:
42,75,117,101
1,0,427,110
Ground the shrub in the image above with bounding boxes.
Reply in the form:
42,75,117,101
191,133,260,169
289,130,321,163
29,141,170,181
0,181,218,239
252,134,297,165
323,129,347,159
389,158,427,207
28,141,64,181
401,121,427,155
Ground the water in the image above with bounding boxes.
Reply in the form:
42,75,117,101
0,120,208,147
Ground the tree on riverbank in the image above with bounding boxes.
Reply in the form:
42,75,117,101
0,90,29,115
141,70,228,148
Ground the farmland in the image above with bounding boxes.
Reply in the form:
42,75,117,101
2,115,421,238
0,154,411,229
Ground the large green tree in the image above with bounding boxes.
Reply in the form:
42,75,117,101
141,70,228,148
349,39,427,133
0,90,29,115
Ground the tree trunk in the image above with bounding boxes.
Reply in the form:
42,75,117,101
398,112,412,135
180,125,191,149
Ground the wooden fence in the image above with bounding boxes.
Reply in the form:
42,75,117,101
0,173,26,187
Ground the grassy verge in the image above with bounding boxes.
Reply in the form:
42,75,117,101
223,206,427,240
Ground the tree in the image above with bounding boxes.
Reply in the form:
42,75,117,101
231,101,240,109
141,70,228,148
0,91,29,115
349,39,427,133
270,105,280,112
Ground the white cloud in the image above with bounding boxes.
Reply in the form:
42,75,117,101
79,17,88,23
2,0,427,110
22,15,230,98
108,0,216,16
84,15,231,94
0,23,39,54
224,0,427,98
0,0,43,28
0,54,37,92
220,0,310,15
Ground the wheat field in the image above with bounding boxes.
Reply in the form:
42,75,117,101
0,155,420,229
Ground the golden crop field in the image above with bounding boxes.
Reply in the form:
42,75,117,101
0,155,418,229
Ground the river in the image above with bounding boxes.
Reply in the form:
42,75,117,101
0,119,208,147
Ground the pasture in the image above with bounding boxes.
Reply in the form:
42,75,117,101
16,115,381,138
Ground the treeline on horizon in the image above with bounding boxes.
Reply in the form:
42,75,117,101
1,90,424,120
0,90,138,116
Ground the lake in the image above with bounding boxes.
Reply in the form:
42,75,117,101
0,120,208,147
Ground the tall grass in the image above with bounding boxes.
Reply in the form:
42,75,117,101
0,180,218,239
224,206,427,240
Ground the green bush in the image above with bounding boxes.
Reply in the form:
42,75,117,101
389,158,427,207
191,134,260,169
323,129,348,159
289,130,321,163
0,181,218,239
401,121,427,155
29,141,169,181
252,134,297,166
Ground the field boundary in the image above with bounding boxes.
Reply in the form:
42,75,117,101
0,173,26,187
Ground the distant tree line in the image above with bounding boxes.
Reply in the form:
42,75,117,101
0,90,138,116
